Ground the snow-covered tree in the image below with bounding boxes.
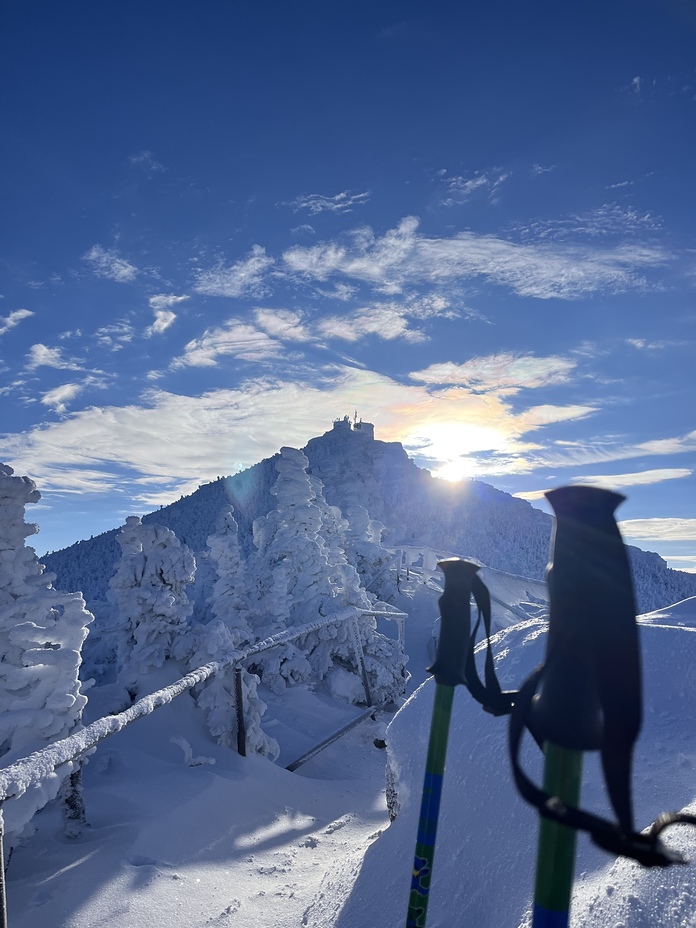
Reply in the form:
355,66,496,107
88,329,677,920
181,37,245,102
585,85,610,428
107,516,195,687
178,505,279,756
206,505,253,645
0,464,93,839
344,504,396,599
247,447,407,703
185,619,279,760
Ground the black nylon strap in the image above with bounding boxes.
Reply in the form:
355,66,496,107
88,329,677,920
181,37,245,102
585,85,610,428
462,574,516,717
508,666,694,868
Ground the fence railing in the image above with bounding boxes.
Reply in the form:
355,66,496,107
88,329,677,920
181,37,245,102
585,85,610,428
0,602,407,928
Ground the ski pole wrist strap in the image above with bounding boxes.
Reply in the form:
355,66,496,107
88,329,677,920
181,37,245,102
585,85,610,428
509,667,696,868
462,574,517,716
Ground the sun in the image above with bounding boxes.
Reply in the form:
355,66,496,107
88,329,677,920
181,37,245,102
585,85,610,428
404,421,510,483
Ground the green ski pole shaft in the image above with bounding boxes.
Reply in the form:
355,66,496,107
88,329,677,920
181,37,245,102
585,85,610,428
406,558,482,928
532,742,583,928
406,682,455,928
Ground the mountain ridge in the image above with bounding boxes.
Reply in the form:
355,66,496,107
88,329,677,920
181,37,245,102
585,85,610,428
42,422,696,614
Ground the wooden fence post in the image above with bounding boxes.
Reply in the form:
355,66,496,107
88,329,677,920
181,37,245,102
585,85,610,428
234,668,247,757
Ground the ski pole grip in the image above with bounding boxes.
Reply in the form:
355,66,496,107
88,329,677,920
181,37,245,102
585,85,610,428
427,558,480,687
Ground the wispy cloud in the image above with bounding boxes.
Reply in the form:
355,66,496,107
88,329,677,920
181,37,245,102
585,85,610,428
515,467,692,501
94,321,135,351
284,191,371,215
145,293,188,337
253,309,312,342
40,382,84,413
171,320,282,368
25,343,83,371
83,245,139,283
0,366,608,502
438,169,509,206
317,295,455,345
410,352,576,394
532,163,556,175
619,517,696,542
531,429,696,470
573,468,692,489
193,246,274,298
283,216,668,299
0,308,34,336
514,204,662,242
625,337,682,351
129,150,165,174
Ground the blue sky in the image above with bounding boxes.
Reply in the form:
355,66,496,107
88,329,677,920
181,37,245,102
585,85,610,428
1,0,695,567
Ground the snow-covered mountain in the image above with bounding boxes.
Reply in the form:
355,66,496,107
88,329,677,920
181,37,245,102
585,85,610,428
44,420,696,614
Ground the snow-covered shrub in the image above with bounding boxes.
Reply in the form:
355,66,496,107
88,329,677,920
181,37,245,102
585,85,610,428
107,516,195,687
185,620,279,760
0,464,93,840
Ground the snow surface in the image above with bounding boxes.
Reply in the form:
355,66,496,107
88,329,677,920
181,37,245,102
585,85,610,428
4,582,696,928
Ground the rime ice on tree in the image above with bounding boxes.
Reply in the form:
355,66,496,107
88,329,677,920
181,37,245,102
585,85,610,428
181,506,277,758
248,447,407,703
0,464,93,839
108,516,195,686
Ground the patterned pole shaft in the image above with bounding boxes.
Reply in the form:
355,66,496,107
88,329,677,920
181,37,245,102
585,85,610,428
406,682,455,928
532,742,583,928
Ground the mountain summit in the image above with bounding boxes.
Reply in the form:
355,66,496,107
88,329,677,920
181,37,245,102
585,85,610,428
44,421,696,614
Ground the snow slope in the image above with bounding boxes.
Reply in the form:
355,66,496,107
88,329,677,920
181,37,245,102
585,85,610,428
5,584,696,928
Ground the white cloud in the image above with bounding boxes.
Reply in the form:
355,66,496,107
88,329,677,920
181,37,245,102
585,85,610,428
516,467,693,501
285,191,371,215
283,216,668,299
410,352,576,394
171,320,281,368
129,150,165,174
571,469,692,489
625,337,679,351
664,555,696,573
94,322,135,350
41,383,83,413
532,164,556,175
0,308,34,336
145,295,187,337
146,310,177,336
0,366,608,503
193,246,274,298
149,294,189,312
440,171,509,206
253,309,312,342
317,295,455,345
532,430,696,470
83,245,139,283
513,489,548,501
619,518,696,542
26,344,83,371
515,204,661,243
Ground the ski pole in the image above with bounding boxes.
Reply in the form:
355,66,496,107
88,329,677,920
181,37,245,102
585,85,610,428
527,486,638,928
406,558,481,928
532,743,583,927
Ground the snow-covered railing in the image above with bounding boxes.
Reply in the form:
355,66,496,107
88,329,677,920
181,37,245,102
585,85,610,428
0,604,406,805
0,602,406,926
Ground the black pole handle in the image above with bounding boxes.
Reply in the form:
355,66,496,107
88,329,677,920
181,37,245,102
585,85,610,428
427,558,480,686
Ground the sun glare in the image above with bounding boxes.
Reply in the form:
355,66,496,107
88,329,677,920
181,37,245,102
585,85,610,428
405,421,510,483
